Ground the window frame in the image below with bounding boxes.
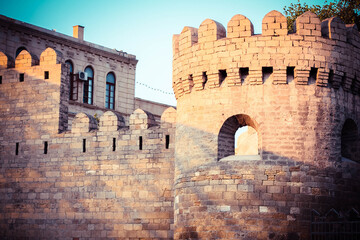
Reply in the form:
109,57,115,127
65,60,78,101
83,66,94,105
105,72,116,110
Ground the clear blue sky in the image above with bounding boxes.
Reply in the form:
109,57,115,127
1,0,328,106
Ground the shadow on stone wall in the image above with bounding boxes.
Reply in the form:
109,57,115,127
174,123,360,239
0,65,175,239
1,57,360,239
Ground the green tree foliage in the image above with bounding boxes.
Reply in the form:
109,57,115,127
284,0,360,32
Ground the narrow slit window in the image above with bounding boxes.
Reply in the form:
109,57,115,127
308,68,318,85
44,71,49,79
219,70,227,85
188,74,194,92
240,68,249,85
328,69,334,87
0,75,2,84
139,136,143,150
286,67,295,84
15,142,19,155
341,73,347,87
341,119,359,162
351,76,357,93
83,139,86,153
19,73,24,82
113,138,116,151
165,135,170,149
262,67,273,84
44,141,48,154
202,71,208,89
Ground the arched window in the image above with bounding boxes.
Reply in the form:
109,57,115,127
218,114,259,160
105,72,115,109
15,47,27,58
83,66,94,104
341,119,359,162
66,60,78,100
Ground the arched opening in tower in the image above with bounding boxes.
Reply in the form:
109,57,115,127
218,114,259,160
341,118,359,162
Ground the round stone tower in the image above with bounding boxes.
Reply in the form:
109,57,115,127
172,11,360,239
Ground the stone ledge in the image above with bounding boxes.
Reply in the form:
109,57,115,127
220,154,262,161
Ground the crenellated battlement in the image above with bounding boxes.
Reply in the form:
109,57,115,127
0,47,64,83
1,47,61,69
0,47,69,135
71,107,176,135
0,105,176,161
172,10,360,99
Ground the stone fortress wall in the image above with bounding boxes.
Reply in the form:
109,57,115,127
172,11,360,239
0,47,176,238
0,10,359,240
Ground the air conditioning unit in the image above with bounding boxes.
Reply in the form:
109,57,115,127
78,71,88,81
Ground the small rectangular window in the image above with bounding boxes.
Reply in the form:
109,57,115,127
19,73,24,82
219,70,227,85
0,75,2,84
308,68,318,85
328,69,334,87
286,67,295,84
240,68,249,85
202,71,208,89
44,71,49,79
15,142,19,155
262,67,273,84
189,74,194,91
44,141,48,154
351,76,357,92
83,139,86,153
139,136,143,150
165,135,170,149
113,138,116,151
341,73,347,87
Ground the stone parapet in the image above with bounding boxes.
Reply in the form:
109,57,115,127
172,11,360,98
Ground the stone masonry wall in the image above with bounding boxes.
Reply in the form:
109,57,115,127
0,47,68,139
1,10,360,240
172,11,360,239
0,47,177,239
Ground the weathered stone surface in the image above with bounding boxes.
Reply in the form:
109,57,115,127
173,10,360,240
0,9,360,240
0,18,175,239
